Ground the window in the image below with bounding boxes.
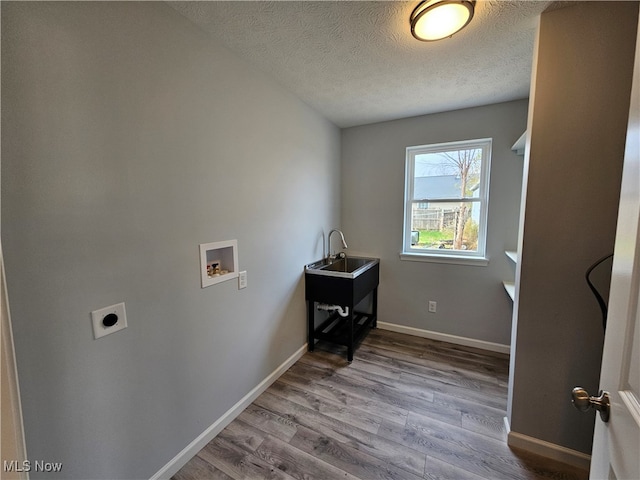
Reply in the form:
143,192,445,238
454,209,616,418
402,138,491,264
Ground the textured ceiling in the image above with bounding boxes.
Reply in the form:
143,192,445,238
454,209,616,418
168,1,554,127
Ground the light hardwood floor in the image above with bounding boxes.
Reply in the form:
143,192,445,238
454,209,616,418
173,329,589,480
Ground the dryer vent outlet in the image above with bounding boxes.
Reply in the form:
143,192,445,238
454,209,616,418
91,302,127,339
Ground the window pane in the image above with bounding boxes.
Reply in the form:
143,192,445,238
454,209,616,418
413,147,483,200
410,202,479,252
404,137,491,260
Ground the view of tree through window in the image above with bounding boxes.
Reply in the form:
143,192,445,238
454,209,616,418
404,139,491,259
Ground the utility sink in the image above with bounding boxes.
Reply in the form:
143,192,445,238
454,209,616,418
305,256,380,362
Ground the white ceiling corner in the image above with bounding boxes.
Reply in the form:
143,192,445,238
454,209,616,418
167,1,553,128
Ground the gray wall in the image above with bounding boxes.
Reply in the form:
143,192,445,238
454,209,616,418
509,1,638,454
1,2,340,479
341,100,528,346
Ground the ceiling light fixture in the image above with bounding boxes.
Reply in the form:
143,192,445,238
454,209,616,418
410,0,475,42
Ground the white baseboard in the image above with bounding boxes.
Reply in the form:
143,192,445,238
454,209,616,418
377,321,510,355
507,430,591,471
504,416,511,434
150,343,308,480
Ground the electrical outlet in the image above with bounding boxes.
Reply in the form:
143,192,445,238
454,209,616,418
238,270,247,289
91,302,127,339
428,301,437,313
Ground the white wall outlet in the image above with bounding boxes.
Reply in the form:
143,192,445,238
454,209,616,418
428,301,437,313
238,270,247,289
91,302,127,339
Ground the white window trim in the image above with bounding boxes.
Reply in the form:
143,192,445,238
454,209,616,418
399,252,489,266
402,138,492,265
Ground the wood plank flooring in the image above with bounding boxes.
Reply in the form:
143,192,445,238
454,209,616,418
172,329,589,480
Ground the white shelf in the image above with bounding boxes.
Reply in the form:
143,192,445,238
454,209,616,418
504,251,517,302
511,131,526,156
504,131,525,303
503,281,515,301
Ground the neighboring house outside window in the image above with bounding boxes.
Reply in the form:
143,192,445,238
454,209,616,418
402,138,492,265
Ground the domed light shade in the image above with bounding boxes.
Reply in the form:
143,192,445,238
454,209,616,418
411,0,475,41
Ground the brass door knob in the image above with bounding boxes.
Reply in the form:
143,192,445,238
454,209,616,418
572,387,610,422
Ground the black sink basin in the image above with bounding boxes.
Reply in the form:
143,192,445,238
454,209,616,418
305,256,379,304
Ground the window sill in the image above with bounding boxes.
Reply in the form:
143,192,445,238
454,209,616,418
400,252,489,267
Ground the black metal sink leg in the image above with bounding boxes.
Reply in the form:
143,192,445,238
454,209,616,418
373,287,378,328
307,300,315,352
347,306,354,362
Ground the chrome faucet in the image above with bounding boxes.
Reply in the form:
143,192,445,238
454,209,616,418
327,229,348,260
